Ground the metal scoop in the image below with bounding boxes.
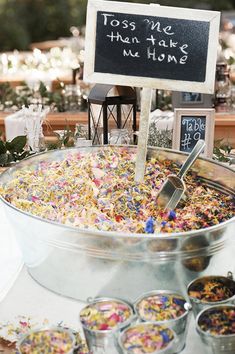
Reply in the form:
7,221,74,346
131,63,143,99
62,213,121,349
156,139,205,210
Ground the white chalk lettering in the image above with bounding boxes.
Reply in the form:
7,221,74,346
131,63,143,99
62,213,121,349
101,13,136,31
147,47,187,64
110,19,120,27
159,40,168,48
183,118,205,132
168,55,177,63
144,19,174,35
146,37,186,54
123,49,140,57
101,13,114,25
193,132,202,140
163,26,174,35
122,20,128,29
132,37,140,43
107,31,140,44
147,47,157,60
180,55,188,64
129,22,136,31
144,19,161,31
169,39,178,48
181,133,192,150
158,53,165,62
180,44,188,54
146,35,156,46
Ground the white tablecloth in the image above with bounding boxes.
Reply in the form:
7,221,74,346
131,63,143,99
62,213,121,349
0,200,205,353
0,266,205,353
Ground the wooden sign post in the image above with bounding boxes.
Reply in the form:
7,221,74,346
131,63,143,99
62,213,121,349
84,0,220,181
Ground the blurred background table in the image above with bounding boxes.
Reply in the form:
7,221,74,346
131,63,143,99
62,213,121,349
0,111,235,147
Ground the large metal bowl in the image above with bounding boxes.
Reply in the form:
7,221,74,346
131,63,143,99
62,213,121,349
0,146,234,302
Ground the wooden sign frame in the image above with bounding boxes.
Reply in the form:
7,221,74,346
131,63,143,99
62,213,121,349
84,0,220,94
172,108,215,158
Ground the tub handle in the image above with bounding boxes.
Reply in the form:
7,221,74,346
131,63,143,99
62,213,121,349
86,296,95,303
184,302,192,311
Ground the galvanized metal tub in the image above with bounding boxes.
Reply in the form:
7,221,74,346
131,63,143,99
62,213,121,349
79,297,135,354
0,146,234,302
196,305,235,354
187,273,235,317
134,290,192,353
118,322,176,354
16,327,77,354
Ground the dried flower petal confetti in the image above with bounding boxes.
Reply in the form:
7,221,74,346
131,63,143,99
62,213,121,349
135,293,186,322
18,328,74,354
198,306,235,335
188,277,235,303
0,316,88,354
0,316,49,343
0,147,234,234
120,323,174,353
79,299,132,331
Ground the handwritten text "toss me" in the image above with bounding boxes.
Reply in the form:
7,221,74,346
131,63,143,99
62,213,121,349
101,13,189,64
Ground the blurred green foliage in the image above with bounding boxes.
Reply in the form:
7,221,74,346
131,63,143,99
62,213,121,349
0,0,87,51
0,0,235,51
118,0,235,11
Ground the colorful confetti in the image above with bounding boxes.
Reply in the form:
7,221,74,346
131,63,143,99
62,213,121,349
198,306,235,335
188,277,235,303
0,147,234,234
0,316,49,343
0,316,88,354
79,299,132,331
120,323,174,353
135,293,187,322
18,328,75,354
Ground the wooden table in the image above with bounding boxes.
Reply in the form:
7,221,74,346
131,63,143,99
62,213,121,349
0,111,235,146
213,113,235,146
0,75,73,91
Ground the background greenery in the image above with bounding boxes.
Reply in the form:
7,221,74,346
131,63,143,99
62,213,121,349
0,0,235,51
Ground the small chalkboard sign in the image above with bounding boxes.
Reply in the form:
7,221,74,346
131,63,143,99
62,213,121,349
171,91,213,108
84,0,220,93
172,108,215,157
181,92,203,104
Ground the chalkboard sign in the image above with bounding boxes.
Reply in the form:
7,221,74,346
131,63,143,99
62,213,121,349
172,108,215,157
84,0,220,93
180,115,206,152
181,92,203,103
171,91,213,108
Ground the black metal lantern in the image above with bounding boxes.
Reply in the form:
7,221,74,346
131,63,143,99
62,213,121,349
88,84,137,144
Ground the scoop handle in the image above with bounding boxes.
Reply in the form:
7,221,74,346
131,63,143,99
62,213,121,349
178,140,206,179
